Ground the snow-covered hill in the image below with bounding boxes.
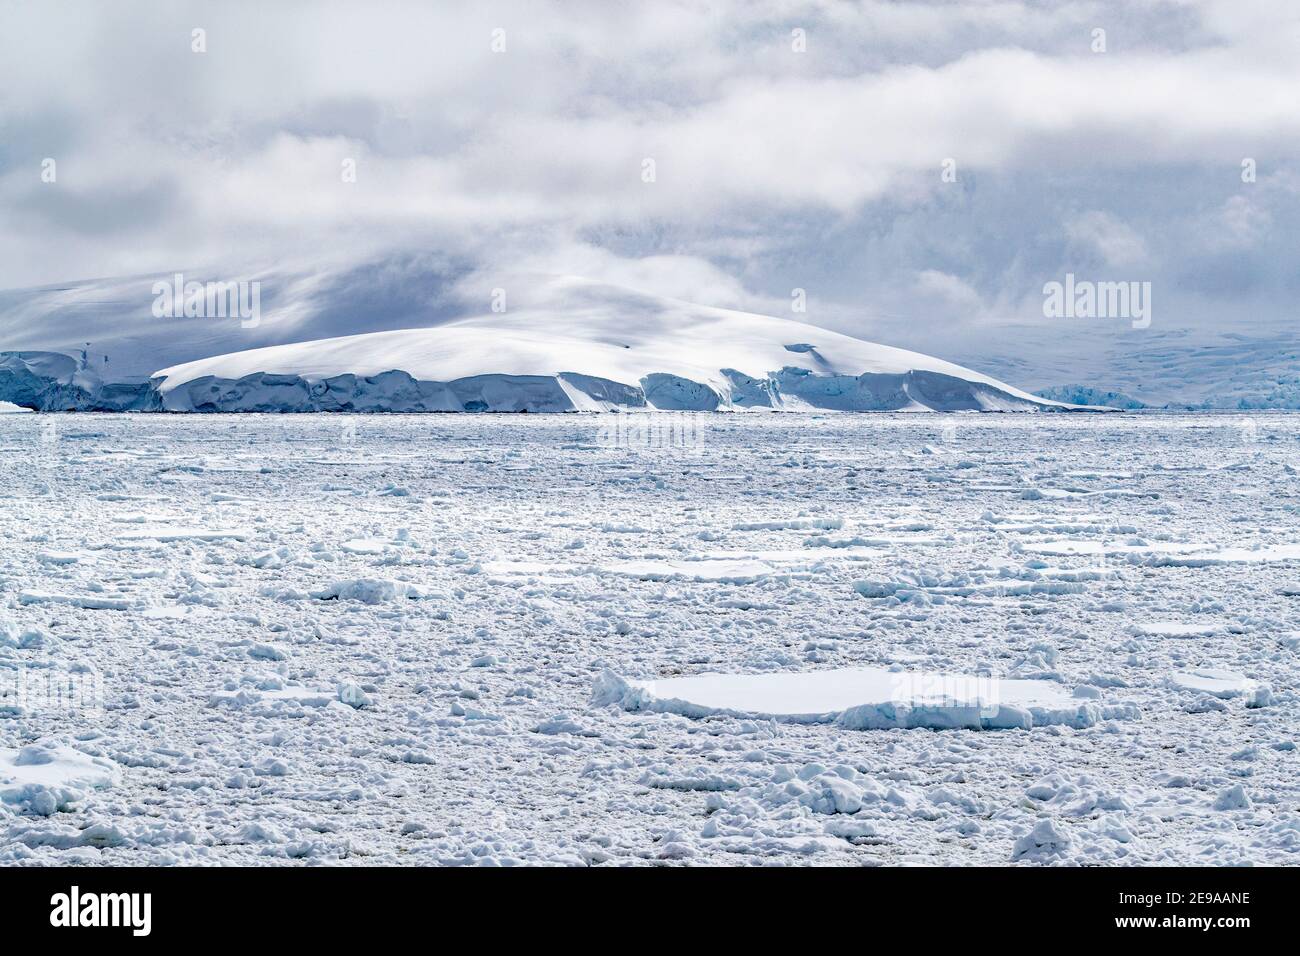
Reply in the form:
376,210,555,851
2,276,1068,413
149,278,1064,413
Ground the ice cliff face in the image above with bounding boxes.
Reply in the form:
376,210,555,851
0,352,160,412
145,366,1056,413
1,350,1065,414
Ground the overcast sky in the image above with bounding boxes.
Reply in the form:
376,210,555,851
2,0,1298,347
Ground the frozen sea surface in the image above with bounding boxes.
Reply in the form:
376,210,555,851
0,412,1297,865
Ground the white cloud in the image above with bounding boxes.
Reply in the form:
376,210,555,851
1210,195,1272,248
1065,211,1150,268
913,269,988,318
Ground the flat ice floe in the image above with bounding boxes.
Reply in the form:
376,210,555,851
209,684,361,713
17,590,131,610
117,526,252,542
1169,669,1264,699
1023,539,1300,565
339,538,392,555
603,558,777,584
35,550,95,566
594,666,1135,730
1130,621,1223,638
0,745,120,817
1147,544,1300,567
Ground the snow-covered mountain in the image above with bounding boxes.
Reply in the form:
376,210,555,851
0,273,1071,416
3,257,1299,410
148,278,1065,413
0,275,1068,413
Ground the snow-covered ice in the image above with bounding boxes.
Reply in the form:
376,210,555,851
594,666,1133,729
1169,669,1263,699
1,411,1297,865
1,745,120,817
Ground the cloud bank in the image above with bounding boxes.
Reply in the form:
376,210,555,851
2,0,1298,354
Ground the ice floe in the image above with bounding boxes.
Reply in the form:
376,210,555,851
2,411,1297,865
594,666,1137,730
1169,669,1264,699
17,590,131,610
118,526,252,543
0,745,120,817
602,558,777,584
1130,621,1223,638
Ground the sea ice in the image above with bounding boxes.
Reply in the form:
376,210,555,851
0,745,120,817
594,666,1130,730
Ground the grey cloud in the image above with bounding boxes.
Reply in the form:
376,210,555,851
11,177,180,237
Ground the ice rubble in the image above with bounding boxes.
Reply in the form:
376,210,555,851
594,666,1136,730
2,278,1074,413
311,578,429,603
0,412,1295,864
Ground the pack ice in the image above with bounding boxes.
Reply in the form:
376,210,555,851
3,411,1296,866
